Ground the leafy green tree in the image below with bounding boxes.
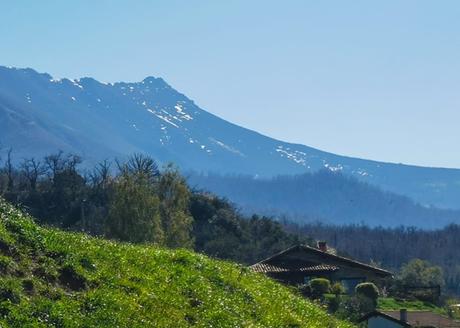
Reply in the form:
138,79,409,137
158,165,194,248
400,259,444,287
106,169,163,244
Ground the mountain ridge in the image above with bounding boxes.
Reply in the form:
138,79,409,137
1,65,460,210
188,170,460,228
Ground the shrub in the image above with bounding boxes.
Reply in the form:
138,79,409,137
0,278,21,304
22,279,34,293
356,282,379,307
298,283,311,297
356,282,379,299
0,255,13,273
400,259,444,288
309,278,331,298
336,295,375,322
327,294,342,312
331,282,345,296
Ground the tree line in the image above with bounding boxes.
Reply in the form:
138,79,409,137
291,223,460,295
0,149,307,265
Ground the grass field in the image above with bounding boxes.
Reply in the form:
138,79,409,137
0,199,353,327
378,297,445,315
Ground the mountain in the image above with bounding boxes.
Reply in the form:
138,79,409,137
188,171,460,228
1,66,460,210
0,198,352,327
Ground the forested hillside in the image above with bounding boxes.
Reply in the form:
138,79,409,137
0,198,352,327
189,171,460,228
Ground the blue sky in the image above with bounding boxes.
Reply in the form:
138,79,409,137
1,1,459,168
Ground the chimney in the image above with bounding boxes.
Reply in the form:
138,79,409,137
400,309,407,323
317,241,327,252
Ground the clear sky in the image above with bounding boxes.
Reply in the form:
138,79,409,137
1,1,459,168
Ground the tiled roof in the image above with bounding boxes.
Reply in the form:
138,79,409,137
250,263,339,273
383,310,460,328
250,244,392,277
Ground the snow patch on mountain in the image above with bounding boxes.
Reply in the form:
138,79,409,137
276,146,308,166
209,138,245,157
174,104,193,121
324,163,343,172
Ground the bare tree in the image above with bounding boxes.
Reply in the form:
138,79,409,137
117,153,159,182
5,148,14,191
20,158,46,190
44,150,65,180
90,160,112,188
65,154,82,171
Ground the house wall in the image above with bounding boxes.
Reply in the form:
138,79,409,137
266,271,334,285
367,317,405,328
329,267,385,292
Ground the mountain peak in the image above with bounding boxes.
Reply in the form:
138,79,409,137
141,76,169,87
1,66,460,212
0,65,52,81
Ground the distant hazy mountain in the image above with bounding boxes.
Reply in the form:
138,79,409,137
1,66,460,211
188,171,460,228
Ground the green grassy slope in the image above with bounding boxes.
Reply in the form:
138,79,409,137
0,199,353,328
378,297,445,315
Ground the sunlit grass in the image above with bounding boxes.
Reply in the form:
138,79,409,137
378,297,445,315
0,199,354,327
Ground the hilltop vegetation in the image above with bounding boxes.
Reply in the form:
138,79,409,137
0,199,353,327
0,152,307,264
